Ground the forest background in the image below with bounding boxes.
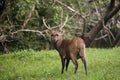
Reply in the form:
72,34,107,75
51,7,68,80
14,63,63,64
0,0,120,53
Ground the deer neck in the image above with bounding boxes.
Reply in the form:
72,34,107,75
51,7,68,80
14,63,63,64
54,38,63,51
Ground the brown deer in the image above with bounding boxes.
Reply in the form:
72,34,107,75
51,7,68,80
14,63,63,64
43,16,87,75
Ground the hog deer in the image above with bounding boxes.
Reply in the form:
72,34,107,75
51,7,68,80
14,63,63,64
43,16,87,75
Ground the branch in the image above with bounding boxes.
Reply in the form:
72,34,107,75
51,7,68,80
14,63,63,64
21,4,35,29
103,25,115,41
104,0,120,24
55,0,77,13
0,34,7,42
11,29,44,36
116,21,120,28
104,0,115,18
56,0,87,34
95,34,108,40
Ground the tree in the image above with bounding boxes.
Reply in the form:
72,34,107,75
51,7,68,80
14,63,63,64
55,0,120,47
0,0,64,53
83,0,120,47
0,0,120,53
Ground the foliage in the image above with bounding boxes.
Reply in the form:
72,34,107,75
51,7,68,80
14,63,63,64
0,0,120,52
0,0,64,51
0,48,120,80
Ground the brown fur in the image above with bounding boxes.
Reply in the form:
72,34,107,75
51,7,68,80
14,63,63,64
50,30,87,74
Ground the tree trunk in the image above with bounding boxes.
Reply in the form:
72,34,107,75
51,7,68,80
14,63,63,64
83,0,120,47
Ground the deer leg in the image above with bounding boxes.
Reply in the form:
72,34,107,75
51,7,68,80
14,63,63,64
70,54,78,74
81,57,87,75
61,58,65,74
72,60,78,74
79,46,87,75
66,59,70,71
74,60,78,74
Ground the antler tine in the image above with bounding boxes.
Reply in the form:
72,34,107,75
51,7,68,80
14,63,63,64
59,15,69,30
42,17,51,30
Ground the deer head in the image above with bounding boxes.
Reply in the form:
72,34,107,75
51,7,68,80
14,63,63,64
42,15,68,42
49,29,64,42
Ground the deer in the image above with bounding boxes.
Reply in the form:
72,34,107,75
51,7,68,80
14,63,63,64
42,16,87,75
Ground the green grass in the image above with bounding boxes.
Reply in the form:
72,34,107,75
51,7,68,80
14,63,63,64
0,47,120,80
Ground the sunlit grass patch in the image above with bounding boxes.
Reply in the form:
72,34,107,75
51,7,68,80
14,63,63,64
0,47,120,80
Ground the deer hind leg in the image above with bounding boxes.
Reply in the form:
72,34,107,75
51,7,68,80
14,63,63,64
80,46,87,75
74,60,78,74
70,53,78,74
66,59,70,71
81,57,87,75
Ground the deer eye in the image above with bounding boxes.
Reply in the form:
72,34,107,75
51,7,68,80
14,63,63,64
51,34,58,37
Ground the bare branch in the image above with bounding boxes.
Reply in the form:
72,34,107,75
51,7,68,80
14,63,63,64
55,0,76,13
104,25,115,41
56,0,83,17
0,34,7,42
117,21,120,28
11,29,44,37
21,4,35,29
95,34,108,40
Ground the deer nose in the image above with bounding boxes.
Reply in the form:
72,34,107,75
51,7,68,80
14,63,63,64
52,37,58,42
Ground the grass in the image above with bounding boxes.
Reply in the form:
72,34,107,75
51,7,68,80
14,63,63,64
0,47,120,80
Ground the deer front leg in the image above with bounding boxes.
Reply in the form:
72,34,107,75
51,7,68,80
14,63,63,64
66,59,70,71
61,58,65,74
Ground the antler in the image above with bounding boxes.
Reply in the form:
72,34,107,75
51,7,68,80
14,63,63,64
42,17,51,30
59,15,69,30
42,15,68,31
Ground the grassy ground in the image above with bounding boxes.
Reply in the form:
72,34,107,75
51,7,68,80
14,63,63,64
0,47,120,80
